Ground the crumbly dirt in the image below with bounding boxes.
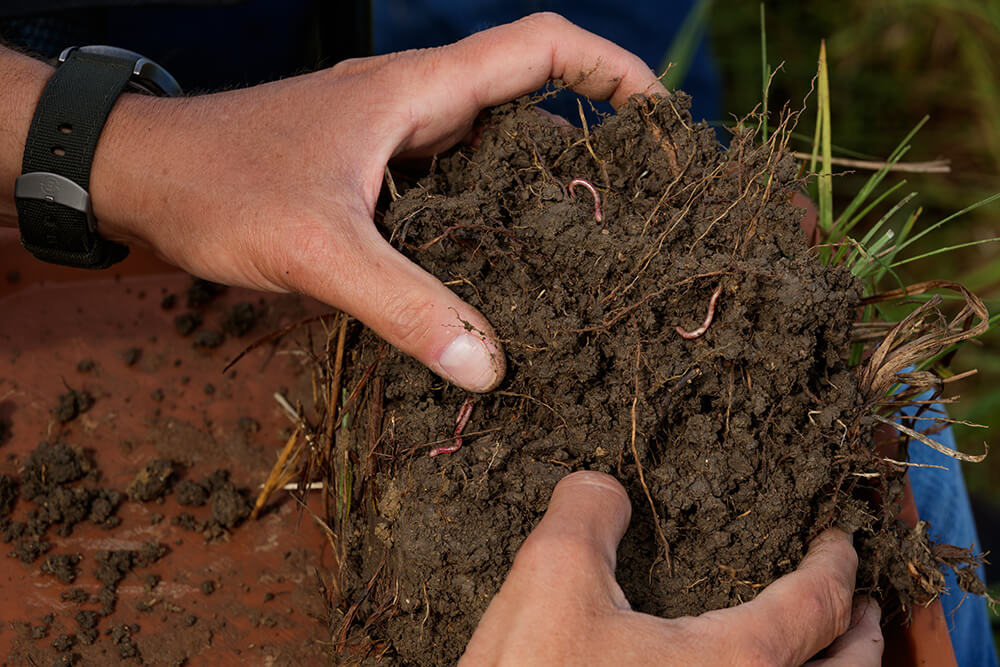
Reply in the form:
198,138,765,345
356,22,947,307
52,390,94,424
330,95,984,664
222,302,259,337
126,459,175,502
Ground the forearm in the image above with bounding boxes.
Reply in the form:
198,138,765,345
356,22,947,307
0,45,53,228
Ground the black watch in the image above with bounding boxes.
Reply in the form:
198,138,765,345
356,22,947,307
14,46,182,269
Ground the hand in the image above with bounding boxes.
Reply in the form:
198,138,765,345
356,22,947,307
82,13,666,391
462,471,884,666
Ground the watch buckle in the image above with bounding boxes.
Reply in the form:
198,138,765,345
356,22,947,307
15,172,96,232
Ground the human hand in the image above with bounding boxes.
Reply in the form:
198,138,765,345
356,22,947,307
462,471,883,666
85,13,666,391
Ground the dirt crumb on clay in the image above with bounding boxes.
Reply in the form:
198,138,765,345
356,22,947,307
52,390,94,423
126,459,176,501
222,301,259,337
326,93,987,664
185,278,227,308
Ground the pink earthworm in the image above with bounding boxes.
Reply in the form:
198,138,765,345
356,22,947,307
568,178,603,222
675,285,723,340
429,397,475,457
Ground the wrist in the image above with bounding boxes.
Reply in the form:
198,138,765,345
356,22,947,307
0,49,53,228
89,91,183,246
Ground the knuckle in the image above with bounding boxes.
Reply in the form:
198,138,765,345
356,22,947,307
734,635,785,667
514,530,595,579
802,574,854,637
519,11,570,32
381,290,437,351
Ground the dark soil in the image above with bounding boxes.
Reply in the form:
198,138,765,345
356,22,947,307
222,302,259,337
52,390,94,424
0,473,16,515
332,95,983,663
173,312,202,336
175,479,209,506
41,553,82,583
126,459,175,501
3,436,256,658
193,329,226,349
185,278,227,308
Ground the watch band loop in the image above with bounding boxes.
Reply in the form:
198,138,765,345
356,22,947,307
15,46,181,269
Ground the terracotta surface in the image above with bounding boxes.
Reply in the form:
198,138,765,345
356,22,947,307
882,475,959,667
0,231,960,665
1,231,334,664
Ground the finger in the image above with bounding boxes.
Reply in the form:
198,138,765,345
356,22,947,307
460,12,667,108
810,596,883,666
507,471,632,609
711,528,858,666
292,220,505,392
387,12,667,153
461,471,632,664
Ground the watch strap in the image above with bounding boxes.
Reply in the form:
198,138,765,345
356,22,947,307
16,49,135,268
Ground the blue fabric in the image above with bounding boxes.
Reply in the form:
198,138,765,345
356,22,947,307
902,402,998,667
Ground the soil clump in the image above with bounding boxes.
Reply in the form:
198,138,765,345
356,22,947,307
331,95,986,663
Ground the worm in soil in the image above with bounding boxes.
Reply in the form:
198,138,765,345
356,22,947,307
676,285,724,340
568,178,603,222
430,397,475,457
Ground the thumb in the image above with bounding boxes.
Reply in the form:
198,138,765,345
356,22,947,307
297,226,506,392
508,471,633,609
461,471,632,665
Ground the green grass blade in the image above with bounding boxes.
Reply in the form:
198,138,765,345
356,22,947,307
760,3,770,142
833,184,912,266
837,180,908,241
871,207,921,287
834,116,928,228
817,41,833,238
658,0,714,89
892,191,1000,259
891,236,1000,269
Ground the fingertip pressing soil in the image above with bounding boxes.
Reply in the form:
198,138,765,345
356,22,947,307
327,94,989,664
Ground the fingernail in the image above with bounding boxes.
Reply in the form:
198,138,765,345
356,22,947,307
438,333,499,392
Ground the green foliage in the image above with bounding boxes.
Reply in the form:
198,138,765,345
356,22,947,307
708,2,1000,503
657,0,714,89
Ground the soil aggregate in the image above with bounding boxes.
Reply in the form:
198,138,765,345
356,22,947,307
123,347,142,366
175,479,209,506
2,434,265,659
185,278,227,308
126,459,175,501
222,301,259,336
173,312,201,336
52,390,94,424
41,553,82,583
193,330,225,349
332,94,986,663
